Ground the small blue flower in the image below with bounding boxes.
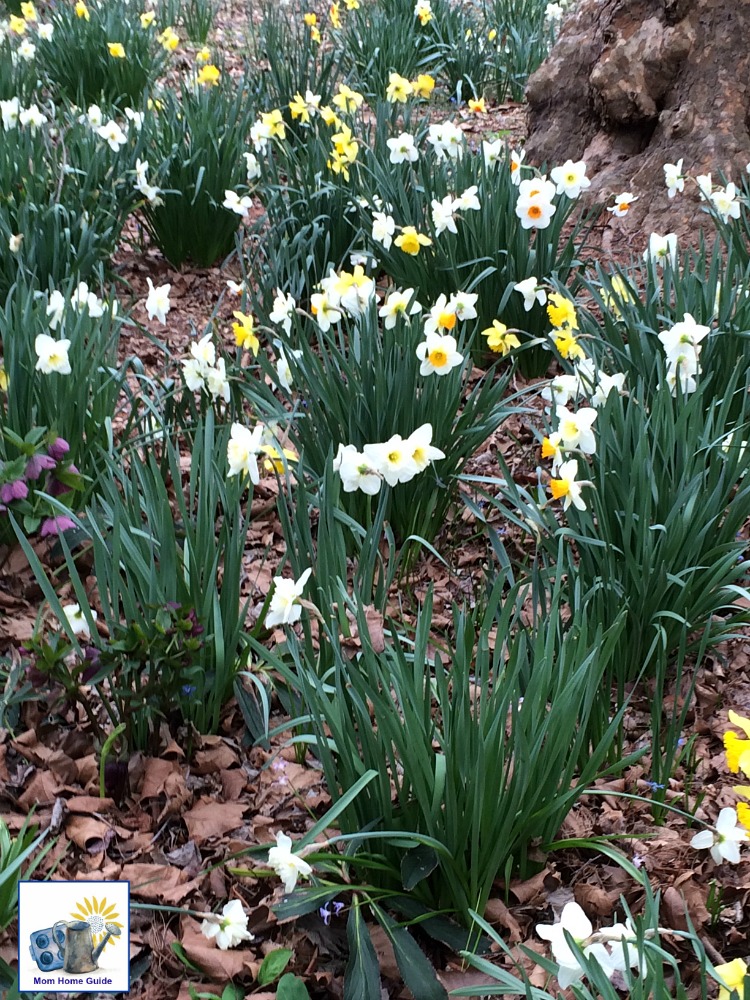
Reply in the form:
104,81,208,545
645,780,665,791
182,684,197,697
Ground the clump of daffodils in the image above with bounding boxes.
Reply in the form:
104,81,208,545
181,334,230,404
333,423,445,495
310,265,376,331
657,312,710,396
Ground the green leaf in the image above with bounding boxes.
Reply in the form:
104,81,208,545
344,903,381,1000
401,844,439,891
170,942,204,973
276,973,311,1000
371,906,448,1000
258,948,293,986
220,985,244,1000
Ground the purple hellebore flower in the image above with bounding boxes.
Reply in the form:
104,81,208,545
25,453,56,480
40,514,76,537
0,479,28,503
48,466,78,496
47,437,70,462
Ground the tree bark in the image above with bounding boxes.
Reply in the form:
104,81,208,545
524,0,750,235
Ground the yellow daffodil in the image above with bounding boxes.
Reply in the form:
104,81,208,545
725,711,750,776
468,97,486,113
332,83,363,113
289,92,310,123
547,291,578,329
715,959,748,1000
0,366,8,392
261,444,298,473
329,2,340,27
310,25,321,42
331,124,358,161
412,73,435,98
327,150,352,180
386,72,413,103
552,328,586,362
107,41,126,58
21,2,37,21
196,46,211,62
232,311,259,355
343,0,359,8
303,11,317,24
158,25,179,50
481,319,520,355
75,0,90,19
140,10,155,27
261,108,286,139
9,14,26,33
488,28,497,40
319,105,340,127
394,226,432,256
197,63,220,86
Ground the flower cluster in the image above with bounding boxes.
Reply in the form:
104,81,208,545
310,264,376,331
656,312,710,396
333,424,444,495
181,334,230,403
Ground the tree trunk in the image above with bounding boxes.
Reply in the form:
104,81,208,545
524,0,750,235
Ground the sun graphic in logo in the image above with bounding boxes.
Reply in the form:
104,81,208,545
69,896,124,949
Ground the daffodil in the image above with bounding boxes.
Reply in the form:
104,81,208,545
715,959,748,1000
608,191,637,217
724,711,750,776
364,434,419,486
663,159,684,198
394,226,432,255
141,10,156,27
75,1,90,19
555,405,597,454
690,807,748,863
332,83,363,113
379,289,422,329
145,278,171,324
232,311,259,354
416,331,463,376
201,900,254,950
267,831,314,891
536,902,615,989
107,41,126,58
414,0,433,23
21,2,37,21
481,320,520,355
197,63,220,86
9,13,26,32
412,73,435,98
546,291,578,329
227,423,264,481
35,334,72,375
329,2,340,27
266,569,313,627
158,25,179,50
386,72,413,102
467,97,486,113
549,459,589,511
552,328,586,362
550,159,591,199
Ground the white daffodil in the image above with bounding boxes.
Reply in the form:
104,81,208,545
549,458,589,511
550,159,591,199
608,191,637,217
555,405,598,454
269,289,297,334
227,422,264,481
644,232,677,268
379,288,422,329
690,807,748,864
663,158,684,198
19,103,47,130
416,331,463,377
404,423,445,472
62,603,97,639
1,97,20,129
386,131,419,164
364,434,420,486
46,289,66,329
431,194,458,236
482,138,502,168
267,831,314,893
145,277,171,324
710,182,742,223
274,346,302,393
223,189,253,221
265,568,313,627
200,899,254,950
96,118,127,152
658,312,710,365
509,148,525,185
371,211,396,249
333,443,382,495
244,151,261,181
536,902,615,989
514,277,547,311
34,334,71,375
205,357,230,402
426,121,463,160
